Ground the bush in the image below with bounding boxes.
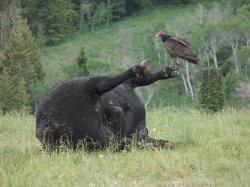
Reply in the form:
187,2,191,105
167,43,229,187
199,67,225,112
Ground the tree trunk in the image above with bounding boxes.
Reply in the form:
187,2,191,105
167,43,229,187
205,51,210,67
0,16,3,44
91,22,95,32
197,4,203,25
231,40,239,74
210,40,218,69
244,34,250,47
185,61,195,100
79,13,83,31
181,71,188,94
106,15,111,27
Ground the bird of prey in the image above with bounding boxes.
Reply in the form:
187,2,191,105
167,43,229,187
156,31,199,64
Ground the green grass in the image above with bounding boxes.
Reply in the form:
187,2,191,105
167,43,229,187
1,108,250,187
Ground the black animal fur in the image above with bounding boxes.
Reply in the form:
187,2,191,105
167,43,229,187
36,63,178,150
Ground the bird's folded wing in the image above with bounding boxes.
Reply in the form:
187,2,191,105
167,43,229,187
169,37,191,47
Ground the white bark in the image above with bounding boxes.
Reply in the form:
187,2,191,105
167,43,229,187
244,34,250,47
202,40,218,69
230,39,240,74
204,50,210,66
210,39,218,69
0,16,3,44
246,58,250,79
181,71,188,94
196,4,204,25
185,61,195,100
106,15,111,27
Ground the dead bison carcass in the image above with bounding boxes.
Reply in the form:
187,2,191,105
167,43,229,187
36,61,178,150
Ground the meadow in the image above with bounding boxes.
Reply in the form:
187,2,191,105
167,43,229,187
0,108,249,187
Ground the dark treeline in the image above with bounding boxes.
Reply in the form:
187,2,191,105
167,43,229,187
0,0,192,46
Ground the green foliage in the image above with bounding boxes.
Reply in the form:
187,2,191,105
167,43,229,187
21,0,74,44
1,19,44,112
90,2,109,31
14,79,30,111
223,72,240,102
19,0,196,43
76,1,92,31
63,47,89,78
237,47,250,65
199,67,225,112
237,47,250,78
237,3,250,20
3,20,44,86
108,0,126,20
45,0,74,44
0,70,16,113
223,0,250,10
76,47,89,76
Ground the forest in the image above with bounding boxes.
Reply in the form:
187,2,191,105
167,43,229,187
0,0,249,113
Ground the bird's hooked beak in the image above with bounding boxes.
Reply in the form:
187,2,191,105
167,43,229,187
155,33,160,38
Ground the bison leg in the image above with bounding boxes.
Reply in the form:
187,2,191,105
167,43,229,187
36,126,59,151
103,105,124,134
132,123,176,149
94,60,150,95
128,64,180,88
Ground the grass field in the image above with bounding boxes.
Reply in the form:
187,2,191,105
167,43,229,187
0,108,249,187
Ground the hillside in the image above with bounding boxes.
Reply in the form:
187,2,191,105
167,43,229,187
41,2,250,108
42,5,194,87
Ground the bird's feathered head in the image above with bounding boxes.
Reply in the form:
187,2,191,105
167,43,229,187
155,31,167,38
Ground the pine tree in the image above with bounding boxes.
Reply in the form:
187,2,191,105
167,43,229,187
14,78,30,111
21,0,74,44
44,0,73,44
3,19,44,89
0,70,16,113
63,47,89,78
76,47,89,76
199,67,225,112
2,19,44,111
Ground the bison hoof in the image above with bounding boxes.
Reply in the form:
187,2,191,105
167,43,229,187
166,63,181,77
139,59,151,68
133,60,151,77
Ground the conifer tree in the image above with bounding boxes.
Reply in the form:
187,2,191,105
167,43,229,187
44,0,73,44
63,47,89,78
21,0,74,44
0,70,16,113
76,47,89,76
2,19,44,112
199,67,225,112
3,19,44,90
14,78,30,111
